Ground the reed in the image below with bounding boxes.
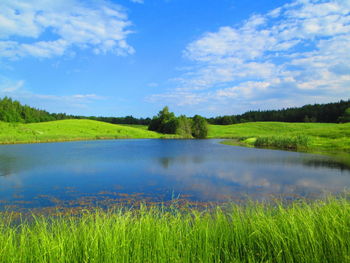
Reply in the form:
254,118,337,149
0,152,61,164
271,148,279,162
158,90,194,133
0,197,349,262
254,135,309,150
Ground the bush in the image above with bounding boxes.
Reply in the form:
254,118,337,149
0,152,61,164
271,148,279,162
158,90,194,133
338,108,350,123
148,107,208,139
176,115,192,138
161,117,178,134
148,106,177,133
191,115,208,139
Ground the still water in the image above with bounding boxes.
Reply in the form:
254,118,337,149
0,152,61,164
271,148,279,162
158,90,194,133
0,139,349,210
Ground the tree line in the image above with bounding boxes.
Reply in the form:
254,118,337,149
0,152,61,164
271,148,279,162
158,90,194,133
0,97,349,129
0,97,56,123
0,97,150,125
81,116,151,125
207,100,350,125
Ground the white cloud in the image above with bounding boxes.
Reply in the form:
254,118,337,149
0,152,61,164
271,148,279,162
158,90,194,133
151,0,350,114
148,91,208,106
0,0,134,59
0,75,106,113
130,0,144,3
0,76,25,92
147,82,159,87
215,81,271,100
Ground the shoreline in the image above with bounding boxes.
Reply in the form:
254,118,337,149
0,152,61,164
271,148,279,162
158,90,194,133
1,120,349,158
1,135,349,154
0,134,184,145
2,136,349,169
0,136,164,145
220,138,350,155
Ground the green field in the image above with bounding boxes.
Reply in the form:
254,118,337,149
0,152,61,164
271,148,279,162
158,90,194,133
1,120,349,155
208,122,350,154
0,119,166,144
0,197,349,263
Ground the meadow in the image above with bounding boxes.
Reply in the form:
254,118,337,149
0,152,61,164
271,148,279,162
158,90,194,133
0,119,169,144
208,122,350,154
1,120,349,154
0,197,349,262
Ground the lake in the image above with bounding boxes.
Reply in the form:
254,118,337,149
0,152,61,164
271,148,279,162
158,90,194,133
0,139,349,211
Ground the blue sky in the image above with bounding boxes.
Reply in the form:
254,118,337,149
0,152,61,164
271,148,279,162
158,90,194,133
0,0,349,117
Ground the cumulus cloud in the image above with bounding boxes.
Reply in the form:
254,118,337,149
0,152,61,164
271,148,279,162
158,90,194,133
150,0,350,114
0,0,134,59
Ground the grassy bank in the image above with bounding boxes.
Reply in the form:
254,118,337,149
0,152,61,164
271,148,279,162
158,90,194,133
0,119,170,144
208,122,350,153
1,120,349,154
0,198,349,262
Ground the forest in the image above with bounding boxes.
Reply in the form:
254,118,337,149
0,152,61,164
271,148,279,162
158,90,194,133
0,97,149,125
208,100,350,124
0,96,349,125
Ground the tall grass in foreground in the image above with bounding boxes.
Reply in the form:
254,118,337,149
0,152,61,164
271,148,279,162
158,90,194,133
0,198,349,262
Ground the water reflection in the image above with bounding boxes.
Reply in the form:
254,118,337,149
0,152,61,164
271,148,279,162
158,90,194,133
0,155,16,177
151,155,350,202
0,139,349,211
241,154,350,172
303,158,350,172
158,156,205,169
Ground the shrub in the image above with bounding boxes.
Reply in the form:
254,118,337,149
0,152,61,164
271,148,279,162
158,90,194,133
191,115,208,139
148,108,208,139
176,115,192,138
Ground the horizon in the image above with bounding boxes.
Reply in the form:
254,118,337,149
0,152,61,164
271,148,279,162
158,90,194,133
1,0,349,118
2,95,349,119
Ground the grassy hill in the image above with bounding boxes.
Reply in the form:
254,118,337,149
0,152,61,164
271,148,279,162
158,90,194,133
208,122,350,153
0,119,165,144
1,119,349,154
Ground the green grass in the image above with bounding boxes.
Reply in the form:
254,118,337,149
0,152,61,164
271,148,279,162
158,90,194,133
0,198,349,262
208,122,350,154
118,124,149,130
0,119,179,144
1,120,349,155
